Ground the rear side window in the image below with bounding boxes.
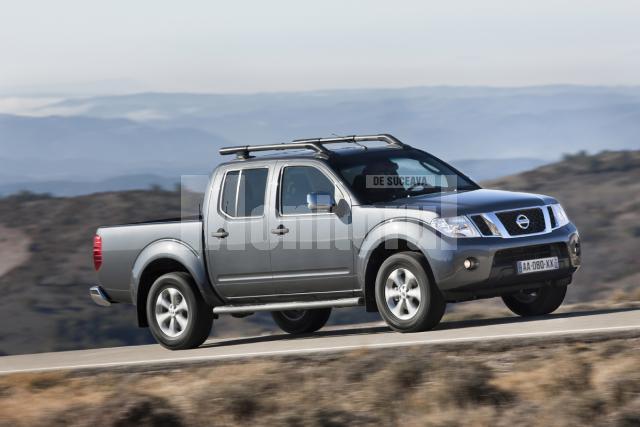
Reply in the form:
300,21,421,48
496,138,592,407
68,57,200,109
220,168,268,217
220,171,239,216
238,168,269,216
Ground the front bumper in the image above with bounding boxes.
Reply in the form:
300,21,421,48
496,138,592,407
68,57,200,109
425,223,581,301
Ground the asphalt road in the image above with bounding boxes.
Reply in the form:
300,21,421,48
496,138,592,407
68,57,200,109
1,308,639,375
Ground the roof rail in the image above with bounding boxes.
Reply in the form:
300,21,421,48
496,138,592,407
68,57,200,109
219,133,408,159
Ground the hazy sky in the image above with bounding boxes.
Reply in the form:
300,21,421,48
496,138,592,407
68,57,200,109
1,0,640,94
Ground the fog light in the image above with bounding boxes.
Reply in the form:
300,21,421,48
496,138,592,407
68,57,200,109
569,234,581,267
464,258,478,270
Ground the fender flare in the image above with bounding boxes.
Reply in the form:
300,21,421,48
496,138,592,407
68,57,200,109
356,218,441,291
130,239,222,307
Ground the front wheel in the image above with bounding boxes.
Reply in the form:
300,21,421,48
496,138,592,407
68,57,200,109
271,308,331,334
146,272,213,350
502,285,567,317
375,251,446,333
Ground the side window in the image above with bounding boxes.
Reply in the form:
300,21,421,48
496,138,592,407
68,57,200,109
220,171,239,216
220,168,268,218
280,166,337,215
238,168,269,216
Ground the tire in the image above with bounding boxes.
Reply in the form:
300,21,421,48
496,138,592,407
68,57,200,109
374,251,446,333
502,285,567,317
146,272,213,350
271,308,332,334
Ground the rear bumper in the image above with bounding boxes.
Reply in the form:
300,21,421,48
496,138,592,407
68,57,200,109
90,285,113,307
425,223,581,300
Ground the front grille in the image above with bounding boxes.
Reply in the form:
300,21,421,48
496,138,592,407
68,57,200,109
470,215,492,236
492,243,568,268
496,208,546,236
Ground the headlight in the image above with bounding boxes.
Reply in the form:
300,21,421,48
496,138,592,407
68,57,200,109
430,216,480,238
550,204,570,228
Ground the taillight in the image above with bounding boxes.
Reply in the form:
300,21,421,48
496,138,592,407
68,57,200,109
93,235,103,271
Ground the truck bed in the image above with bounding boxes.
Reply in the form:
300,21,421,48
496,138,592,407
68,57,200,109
96,219,204,303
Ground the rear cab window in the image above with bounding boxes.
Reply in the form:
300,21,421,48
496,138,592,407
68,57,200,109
220,168,269,218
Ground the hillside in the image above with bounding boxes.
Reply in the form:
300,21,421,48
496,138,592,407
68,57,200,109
0,150,638,355
0,158,548,197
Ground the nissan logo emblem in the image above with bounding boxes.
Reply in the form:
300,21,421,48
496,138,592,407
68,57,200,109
516,214,530,230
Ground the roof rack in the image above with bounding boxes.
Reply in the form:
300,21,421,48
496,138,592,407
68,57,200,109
219,133,408,160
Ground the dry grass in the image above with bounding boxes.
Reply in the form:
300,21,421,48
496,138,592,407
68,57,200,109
1,336,639,427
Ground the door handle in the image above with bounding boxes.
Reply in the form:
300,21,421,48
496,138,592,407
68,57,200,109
211,228,229,238
271,225,289,235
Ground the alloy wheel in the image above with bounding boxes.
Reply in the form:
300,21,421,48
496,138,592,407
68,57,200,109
385,268,422,320
155,287,190,338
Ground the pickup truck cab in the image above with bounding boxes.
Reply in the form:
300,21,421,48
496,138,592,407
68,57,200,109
91,134,581,350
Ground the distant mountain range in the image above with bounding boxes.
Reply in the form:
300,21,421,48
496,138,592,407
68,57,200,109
0,114,226,181
1,85,638,196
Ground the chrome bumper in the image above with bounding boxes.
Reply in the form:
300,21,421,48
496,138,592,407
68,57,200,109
90,285,112,307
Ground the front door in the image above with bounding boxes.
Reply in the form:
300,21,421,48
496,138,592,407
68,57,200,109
268,161,356,296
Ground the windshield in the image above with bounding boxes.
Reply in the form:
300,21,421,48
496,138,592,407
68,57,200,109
331,149,479,204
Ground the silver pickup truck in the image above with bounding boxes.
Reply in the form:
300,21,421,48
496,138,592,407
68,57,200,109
91,134,581,350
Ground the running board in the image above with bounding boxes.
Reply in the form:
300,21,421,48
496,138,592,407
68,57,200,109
213,297,363,314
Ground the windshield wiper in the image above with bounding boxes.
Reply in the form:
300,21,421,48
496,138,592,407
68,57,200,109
404,186,445,197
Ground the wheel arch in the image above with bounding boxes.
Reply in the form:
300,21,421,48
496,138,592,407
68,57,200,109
131,239,221,327
357,220,439,312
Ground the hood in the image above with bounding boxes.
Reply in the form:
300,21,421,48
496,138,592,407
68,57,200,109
376,189,557,216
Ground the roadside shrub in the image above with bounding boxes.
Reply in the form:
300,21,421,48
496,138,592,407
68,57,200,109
89,393,184,427
28,373,66,391
219,384,262,420
382,356,426,389
542,358,592,394
599,362,640,405
613,398,640,427
426,360,512,407
0,383,13,398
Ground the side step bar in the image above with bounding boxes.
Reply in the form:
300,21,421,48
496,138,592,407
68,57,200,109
213,297,363,315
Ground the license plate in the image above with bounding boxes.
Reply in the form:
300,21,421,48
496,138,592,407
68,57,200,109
517,256,559,274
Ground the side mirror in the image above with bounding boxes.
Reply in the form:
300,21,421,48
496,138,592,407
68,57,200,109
307,191,335,213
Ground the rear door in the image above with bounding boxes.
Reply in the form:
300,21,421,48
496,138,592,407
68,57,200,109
205,163,274,299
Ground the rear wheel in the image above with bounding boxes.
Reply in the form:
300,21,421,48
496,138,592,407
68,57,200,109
271,308,332,334
502,285,567,317
375,251,446,333
146,272,213,350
